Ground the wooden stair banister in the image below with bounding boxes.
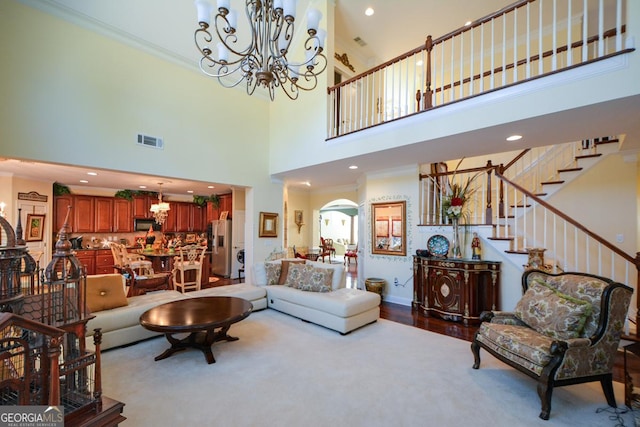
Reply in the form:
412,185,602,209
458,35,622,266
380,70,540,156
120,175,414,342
494,169,640,328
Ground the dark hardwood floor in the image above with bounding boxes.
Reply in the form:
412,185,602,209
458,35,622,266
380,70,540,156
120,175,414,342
211,263,627,384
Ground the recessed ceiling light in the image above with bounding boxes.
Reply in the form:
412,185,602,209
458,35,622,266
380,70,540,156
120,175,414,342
187,190,194,194
207,185,215,189
506,134,523,141
87,172,97,176
79,180,89,184
139,185,147,189
365,7,374,16
349,165,358,170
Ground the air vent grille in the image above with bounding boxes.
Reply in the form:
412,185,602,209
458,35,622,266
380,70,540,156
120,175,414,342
137,133,164,150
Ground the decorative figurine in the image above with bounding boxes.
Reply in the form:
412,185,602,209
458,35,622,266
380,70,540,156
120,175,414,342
471,232,481,260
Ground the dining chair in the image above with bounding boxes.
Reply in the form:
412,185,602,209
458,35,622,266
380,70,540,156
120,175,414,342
172,244,207,293
344,244,358,266
109,242,153,276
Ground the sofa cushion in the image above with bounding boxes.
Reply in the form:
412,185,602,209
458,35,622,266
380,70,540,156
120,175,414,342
86,274,128,313
299,265,333,293
254,259,345,290
283,263,307,288
188,284,267,301
265,263,282,285
278,260,306,285
267,286,380,317
514,280,592,340
86,290,186,334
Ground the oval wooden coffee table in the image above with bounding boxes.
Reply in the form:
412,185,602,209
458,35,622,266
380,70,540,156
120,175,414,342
139,296,253,364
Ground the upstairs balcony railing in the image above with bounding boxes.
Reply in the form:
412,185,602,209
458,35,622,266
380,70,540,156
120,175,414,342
328,0,631,139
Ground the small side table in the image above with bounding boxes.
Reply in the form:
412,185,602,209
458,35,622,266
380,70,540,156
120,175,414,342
621,335,640,409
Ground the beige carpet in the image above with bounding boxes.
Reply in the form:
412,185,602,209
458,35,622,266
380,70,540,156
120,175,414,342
101,310,632,427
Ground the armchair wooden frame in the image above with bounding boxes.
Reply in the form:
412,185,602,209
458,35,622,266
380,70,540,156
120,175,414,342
471,270,633,420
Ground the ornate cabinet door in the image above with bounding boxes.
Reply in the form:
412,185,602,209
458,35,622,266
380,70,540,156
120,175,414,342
426,261,464,322
415,257,501,325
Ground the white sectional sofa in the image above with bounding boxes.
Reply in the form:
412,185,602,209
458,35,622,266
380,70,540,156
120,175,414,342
85,275,267,350
85,259,379,350
254,259,381,334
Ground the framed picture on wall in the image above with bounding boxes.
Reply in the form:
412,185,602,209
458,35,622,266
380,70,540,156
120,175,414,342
259,212,278,238
220,211,229,220
26,214,45,242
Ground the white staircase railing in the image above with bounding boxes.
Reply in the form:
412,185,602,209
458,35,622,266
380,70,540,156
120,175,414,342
493,169,637,291
418,140,637,313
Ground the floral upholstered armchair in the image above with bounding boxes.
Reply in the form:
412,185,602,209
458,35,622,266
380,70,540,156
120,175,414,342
471,269,632,420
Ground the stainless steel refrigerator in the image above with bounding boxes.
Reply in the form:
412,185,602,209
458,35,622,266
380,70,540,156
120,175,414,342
209,219,232,278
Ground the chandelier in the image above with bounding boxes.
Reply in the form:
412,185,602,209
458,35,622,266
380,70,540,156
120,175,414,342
150,184,170,225
194,0,327,100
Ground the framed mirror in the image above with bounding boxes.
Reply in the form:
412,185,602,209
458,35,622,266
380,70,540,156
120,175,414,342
371,201,406,256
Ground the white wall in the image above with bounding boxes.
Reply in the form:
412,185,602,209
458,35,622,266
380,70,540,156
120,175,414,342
0,1,285,273
361,166,419,305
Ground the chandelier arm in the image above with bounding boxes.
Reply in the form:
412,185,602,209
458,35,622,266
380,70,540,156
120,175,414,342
278,77,300,101
213,13,253,59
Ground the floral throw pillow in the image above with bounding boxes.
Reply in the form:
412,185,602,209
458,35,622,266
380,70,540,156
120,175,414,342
514,279,592,340
265,263,282,286
283,263,307,289
298,266,333,293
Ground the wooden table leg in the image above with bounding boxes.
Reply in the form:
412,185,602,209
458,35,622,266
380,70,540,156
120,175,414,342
153,325,240,364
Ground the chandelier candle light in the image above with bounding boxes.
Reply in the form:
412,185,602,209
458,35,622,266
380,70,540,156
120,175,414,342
194,0,327,100
150,184,170,225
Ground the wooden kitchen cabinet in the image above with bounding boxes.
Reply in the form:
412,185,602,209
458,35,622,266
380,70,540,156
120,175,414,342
192,205,206,231
74,249,95,275
54,195,74,233
162,203,177,232
219,194,232,218
73,196,95,233
94,197,113,233
113,198,132,232
413,256,501,325
95,249,115,275
132,195,152,218
206,193,233,222
176,202,191,232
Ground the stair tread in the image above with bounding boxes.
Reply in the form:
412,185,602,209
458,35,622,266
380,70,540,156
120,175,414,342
487,237,514,241
505,250,528,255
558,167,582,173
575,153,602,160
541,180,565,185
534,193,548,197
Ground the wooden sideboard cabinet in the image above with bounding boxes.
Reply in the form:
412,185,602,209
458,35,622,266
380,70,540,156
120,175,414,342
413,256,501,325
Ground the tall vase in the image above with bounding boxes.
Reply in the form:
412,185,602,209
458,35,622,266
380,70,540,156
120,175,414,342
451,217,462,259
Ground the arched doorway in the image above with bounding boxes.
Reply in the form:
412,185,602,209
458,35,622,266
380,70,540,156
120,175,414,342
319,199,358,260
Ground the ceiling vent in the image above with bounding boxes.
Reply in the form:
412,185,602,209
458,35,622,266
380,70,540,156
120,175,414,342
137,133,164,150
353,36,367,47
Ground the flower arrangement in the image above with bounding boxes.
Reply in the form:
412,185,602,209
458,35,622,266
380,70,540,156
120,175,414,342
441,159,481,221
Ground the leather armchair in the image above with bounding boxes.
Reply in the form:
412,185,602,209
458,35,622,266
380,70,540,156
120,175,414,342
471,269,632,420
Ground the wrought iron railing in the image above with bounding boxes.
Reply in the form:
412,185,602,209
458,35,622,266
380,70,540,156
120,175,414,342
328,0,631,139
